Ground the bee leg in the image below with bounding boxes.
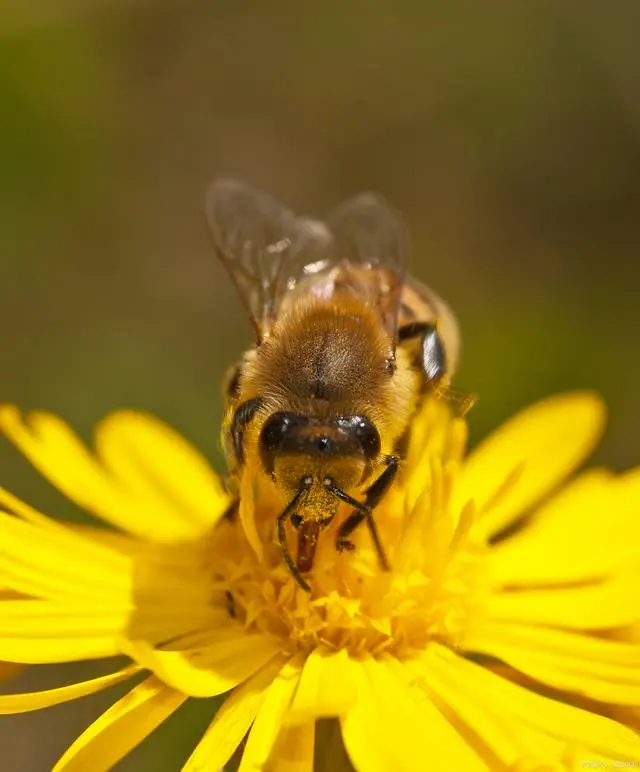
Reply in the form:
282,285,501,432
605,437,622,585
223,362,242,401
334,510,364,554
225,590,237,619
221,497,239,521
333,503,390,572
329,456,399,571
397,321,431,341
277,477,313,592
230,397,263,463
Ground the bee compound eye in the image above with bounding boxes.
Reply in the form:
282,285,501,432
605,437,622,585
259,411,307,477
336,415,381,460
260,412,293,453
316,436,332,452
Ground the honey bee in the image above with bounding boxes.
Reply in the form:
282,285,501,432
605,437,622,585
206,179,470,591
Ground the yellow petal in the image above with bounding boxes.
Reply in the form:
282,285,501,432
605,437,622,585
53,675,187,772
455,393,605,540
69,525,142,557
238,654,306,772
0,589,24,599
0,664,139,713
488,469,640,586
0,593,210,661
0,599,130,637
341,656,487,772
486,567,640,629
0,484,61,530
464,622,640,704
0,551,124,605
429,644,640,761
239,465,264,560
0,504,132,601
0,661,24,682
406,648,562,764
125,630,283,697
270,722,315,772
404,401,464,509
0,407,211,543
0,407,137,533
287,647,358,726
0,635,121,663
0,505,222,646
1,514,126,600
183,655,288,772
0,591,26,679
95,410,227,530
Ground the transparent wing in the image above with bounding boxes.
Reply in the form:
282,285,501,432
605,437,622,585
205,178,299,340
280,216,334,296
205,180,409,344
323,192,409,341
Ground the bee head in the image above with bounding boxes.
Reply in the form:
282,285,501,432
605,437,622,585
259,412,380,494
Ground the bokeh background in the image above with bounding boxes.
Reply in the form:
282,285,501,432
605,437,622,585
1,1,639,769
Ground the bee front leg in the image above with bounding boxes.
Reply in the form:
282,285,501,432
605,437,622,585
329,456,399,571
277,477,313,592
230,398,263,463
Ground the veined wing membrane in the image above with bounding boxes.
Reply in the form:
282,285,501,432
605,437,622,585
205,179,298,340
323,192,409,343
205,181,409,347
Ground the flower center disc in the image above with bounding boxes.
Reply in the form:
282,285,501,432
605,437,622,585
211,455,486,659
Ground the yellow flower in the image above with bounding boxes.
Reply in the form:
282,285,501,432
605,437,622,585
0,393,639,771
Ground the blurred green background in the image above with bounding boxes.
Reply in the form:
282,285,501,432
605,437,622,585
1,1,639,769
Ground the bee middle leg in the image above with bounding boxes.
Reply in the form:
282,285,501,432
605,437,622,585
327,456,399,571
